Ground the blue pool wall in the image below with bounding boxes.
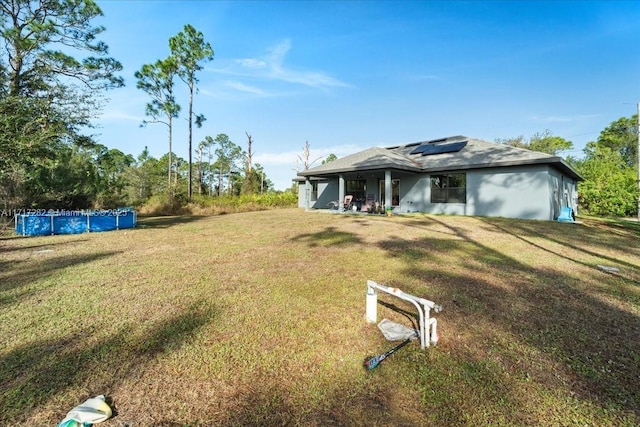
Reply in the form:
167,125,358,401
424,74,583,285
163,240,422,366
15,208,137,236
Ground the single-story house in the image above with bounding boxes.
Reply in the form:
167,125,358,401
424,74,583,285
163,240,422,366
295,135,582,221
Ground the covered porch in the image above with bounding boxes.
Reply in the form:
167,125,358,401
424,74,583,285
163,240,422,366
300,169,402,213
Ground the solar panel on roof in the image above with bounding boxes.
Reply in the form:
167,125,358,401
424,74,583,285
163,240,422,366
410,140,468,156
410,145,427,155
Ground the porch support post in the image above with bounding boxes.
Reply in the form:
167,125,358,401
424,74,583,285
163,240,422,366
304,178,311,211
339,174,345,212
384,170,392,208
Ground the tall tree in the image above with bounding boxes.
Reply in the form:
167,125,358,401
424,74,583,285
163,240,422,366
0,96,65,207
94,146,135,208
254,163,272,193
297,140,322,171
495,135,527,149
528,130,573,155
169,24,214,199
322,153,338,164
496,130,572,155
213,133,242,196
245,132,254,173
197,135,214,195
574,113,640,217
0,0,123,209
0,0,123,97
596,114,638,168
242,132,258,194
135,57,180,192
125,147,165,205
25,143,100,209
576,143,639,217
204,137,216,195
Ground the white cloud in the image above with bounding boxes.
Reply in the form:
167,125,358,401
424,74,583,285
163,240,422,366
256,144,365,170
257,143,368,190
266,39,290,69
256,151,299,166
224,80,268,96
213,39,351,90
235,58,268,69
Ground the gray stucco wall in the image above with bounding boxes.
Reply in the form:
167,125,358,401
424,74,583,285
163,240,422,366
397,166,552,220
468,165,552,220
297,182,306,208
297,180,335,209
299,164,577,221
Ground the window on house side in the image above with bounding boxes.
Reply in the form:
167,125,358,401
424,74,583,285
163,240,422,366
431,173,466,203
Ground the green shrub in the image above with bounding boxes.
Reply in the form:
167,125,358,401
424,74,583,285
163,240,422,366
154,192,299,216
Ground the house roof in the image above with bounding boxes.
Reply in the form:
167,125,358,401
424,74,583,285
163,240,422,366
297,135,583,181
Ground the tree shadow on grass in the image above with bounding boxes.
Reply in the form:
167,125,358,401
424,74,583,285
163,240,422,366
136,215,212,230
152,374,420,427
0,251,123,307
382,215,640,421
481,218,640,296
0,238,90,254
0,300,217,425
290,226,363,247
481,217,640,274
589,217,640,237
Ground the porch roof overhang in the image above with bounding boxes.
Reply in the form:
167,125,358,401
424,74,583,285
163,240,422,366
297,147,422,179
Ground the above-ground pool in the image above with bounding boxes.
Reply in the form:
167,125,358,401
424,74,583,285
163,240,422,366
15,208,137,236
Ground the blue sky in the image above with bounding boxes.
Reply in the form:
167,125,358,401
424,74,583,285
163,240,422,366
93,0,640,190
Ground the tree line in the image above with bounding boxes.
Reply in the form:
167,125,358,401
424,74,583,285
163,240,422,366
129,134,274,207
0,0,278,214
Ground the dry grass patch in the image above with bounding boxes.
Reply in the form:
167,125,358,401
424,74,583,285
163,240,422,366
1,210,639,426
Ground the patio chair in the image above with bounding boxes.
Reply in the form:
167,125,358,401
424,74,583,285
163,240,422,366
343,195,354,211
362,194,375,212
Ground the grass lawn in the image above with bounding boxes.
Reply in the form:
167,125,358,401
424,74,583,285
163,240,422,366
1,209,639,426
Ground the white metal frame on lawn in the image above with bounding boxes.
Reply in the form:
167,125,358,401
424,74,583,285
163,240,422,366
366,280,442,350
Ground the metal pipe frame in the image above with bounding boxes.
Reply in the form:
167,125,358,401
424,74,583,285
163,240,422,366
366,280,442,350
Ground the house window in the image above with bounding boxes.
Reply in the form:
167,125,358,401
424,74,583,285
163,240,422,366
431,173,466,203
311,181,318,201
346,179,366,202
379,179,400,207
